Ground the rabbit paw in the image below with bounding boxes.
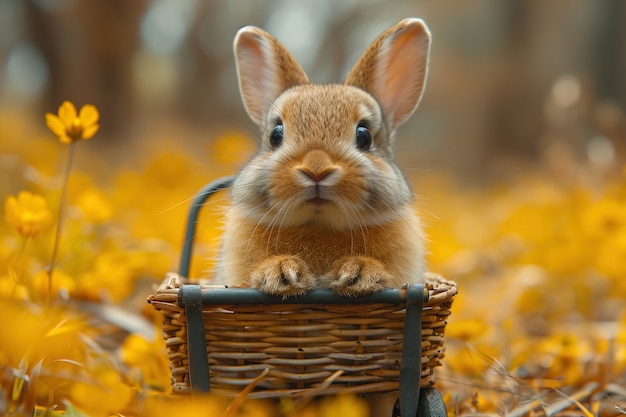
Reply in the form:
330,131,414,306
328,256,391,296
250,255,315,298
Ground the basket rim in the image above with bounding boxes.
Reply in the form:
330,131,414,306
148,272,457,307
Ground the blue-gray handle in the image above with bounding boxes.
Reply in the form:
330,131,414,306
179,284,427,306
178,176,236,278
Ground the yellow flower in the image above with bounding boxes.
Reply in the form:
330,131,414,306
446,318,489,342
0,300,87,373
140,394,229,417
120,333,171,391
76,188,114,224
0,272,29,300
536,333,590,385
45,101,99,144
4,191,53,238
32,269,76,299
317,394,370,417
70,362,134,417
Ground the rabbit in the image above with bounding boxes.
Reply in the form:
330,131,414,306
213,18,431,298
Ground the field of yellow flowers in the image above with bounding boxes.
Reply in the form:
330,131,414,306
1,101,625,417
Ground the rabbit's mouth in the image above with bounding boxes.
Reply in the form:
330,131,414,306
306,197,331,206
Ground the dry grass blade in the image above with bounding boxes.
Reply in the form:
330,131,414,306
609,397,626,415
544,382,599,417
606,384,626,398
294,370,345,409
222,368,270,417
507,399,544,417
23,359,45,416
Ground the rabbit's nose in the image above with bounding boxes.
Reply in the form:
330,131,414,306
298,166,336,183
297,150,338,183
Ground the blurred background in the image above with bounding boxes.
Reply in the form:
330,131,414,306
1,0,624,182
2,3,626,413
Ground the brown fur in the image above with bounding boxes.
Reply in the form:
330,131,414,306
218,205,424,296
213,18,431,298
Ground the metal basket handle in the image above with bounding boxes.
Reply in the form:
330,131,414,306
178,176,236,278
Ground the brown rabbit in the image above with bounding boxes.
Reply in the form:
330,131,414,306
213,18,431,297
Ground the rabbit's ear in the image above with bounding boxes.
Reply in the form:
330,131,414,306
345,18,431,130
234,26,310,125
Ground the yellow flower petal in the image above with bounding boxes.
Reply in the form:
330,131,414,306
4,196,18,224
45,113,66,137
81,123,99,140
58,101,77,126
47,100,101,143
79,104,99,126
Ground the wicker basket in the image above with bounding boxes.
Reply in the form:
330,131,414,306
148,272,457,398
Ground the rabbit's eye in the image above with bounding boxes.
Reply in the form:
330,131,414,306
355,125,371,151
270,124,284,148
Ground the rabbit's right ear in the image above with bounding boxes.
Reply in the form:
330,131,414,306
234,26,310,125
345,18,431,131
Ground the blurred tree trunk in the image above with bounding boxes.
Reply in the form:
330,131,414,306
484,1,544,166
25,0,148,141
593,0,626,106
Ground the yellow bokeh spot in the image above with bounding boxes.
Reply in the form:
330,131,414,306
317,394,370,417
210,130,257,166
446,318,489,341
70,364,134,417
76,188,114,224
140,394,229,417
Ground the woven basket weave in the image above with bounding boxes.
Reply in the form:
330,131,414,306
149,273,456,398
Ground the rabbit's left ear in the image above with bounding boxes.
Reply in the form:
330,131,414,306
345,18,431,130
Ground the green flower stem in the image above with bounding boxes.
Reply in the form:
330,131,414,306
48,141,76,299
14,236,28,265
